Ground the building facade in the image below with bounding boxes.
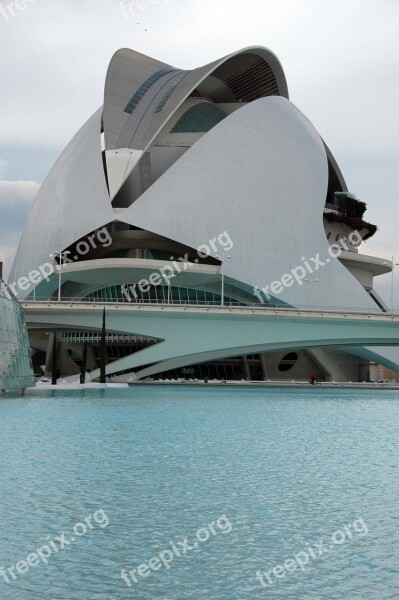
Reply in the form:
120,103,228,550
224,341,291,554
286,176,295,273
10,46,399,381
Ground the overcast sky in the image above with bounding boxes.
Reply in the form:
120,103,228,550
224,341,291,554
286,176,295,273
0,0,398,305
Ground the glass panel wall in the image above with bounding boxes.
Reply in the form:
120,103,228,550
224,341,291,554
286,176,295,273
84,285,246,306
0,280,35,391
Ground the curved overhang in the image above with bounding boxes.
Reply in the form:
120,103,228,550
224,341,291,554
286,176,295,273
104,46,288,153
28,258,257,304
195,48,287,102
323,141,347,192
103,47,171,149
339,252,392,277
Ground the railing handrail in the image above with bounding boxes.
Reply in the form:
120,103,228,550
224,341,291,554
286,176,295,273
22,298,399,316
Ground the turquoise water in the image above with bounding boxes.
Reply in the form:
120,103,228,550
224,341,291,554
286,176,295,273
0,386,398,599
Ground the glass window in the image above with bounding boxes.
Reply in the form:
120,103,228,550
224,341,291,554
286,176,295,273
278,352,299,372
172,103,227,133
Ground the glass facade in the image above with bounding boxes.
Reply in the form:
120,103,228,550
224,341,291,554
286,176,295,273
84,285,246,306
154,71,188,113
154,361,245,381
124,68,177,114
171,103,227,133
0,280,35,391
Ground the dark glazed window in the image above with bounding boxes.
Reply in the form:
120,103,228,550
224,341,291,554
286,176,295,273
172,103,227,133
278,352,299,372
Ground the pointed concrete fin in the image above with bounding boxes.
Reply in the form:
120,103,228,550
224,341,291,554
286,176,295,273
106,148,143,201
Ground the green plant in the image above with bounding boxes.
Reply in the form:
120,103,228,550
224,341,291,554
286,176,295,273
324,212,378,241
334,195,367,219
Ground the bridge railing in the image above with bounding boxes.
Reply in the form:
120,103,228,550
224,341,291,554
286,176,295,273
23,297,399,315
26,297,246,307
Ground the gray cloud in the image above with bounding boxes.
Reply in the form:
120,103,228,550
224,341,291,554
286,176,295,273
0,180,39,235
0,159,9,177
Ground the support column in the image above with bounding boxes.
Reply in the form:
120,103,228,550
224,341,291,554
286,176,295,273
86,344,98,371
242,356,251,381
44,333,55,377
260,354,268,381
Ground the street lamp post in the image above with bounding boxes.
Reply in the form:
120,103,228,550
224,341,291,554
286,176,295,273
391,256,399,313
53,250,71,302
215,255,231,307
304,278,319,310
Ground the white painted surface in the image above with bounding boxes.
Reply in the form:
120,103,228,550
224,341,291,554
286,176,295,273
122,96,377,311
9,109,114,298
105,148,143,200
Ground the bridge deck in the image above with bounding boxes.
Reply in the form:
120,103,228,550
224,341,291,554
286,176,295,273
23,301,399,323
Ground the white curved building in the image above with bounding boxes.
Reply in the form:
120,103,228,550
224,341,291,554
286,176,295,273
10,46,398,381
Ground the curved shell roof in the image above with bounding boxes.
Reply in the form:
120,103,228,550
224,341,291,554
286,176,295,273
103,46,288,151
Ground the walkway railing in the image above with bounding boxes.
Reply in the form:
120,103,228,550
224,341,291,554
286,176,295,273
23,298,399,318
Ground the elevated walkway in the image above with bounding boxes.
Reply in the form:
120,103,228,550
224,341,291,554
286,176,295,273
23,301,399,380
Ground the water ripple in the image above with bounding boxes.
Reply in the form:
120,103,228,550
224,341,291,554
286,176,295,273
0,387,398,599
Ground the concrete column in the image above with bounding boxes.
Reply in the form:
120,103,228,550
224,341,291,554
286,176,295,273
44,333,55,376
242,356,251,381
86,344,98,371
259,353,268,380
